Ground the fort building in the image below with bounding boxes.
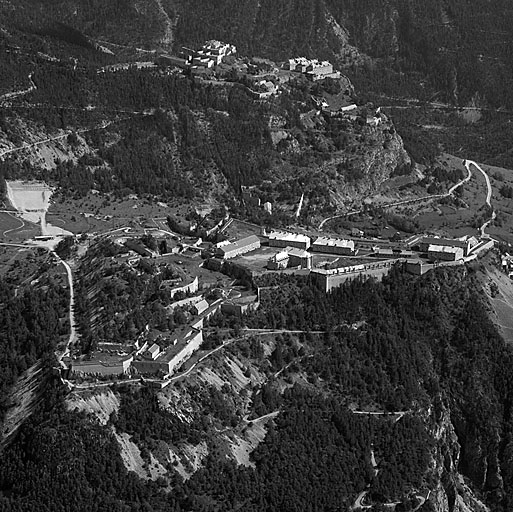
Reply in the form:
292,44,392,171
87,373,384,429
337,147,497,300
267,230,311,250
267,250,289,270
427,244,464,262
71,354,133,377
416,236,478,257
215,235,261,259
132,328,203,376
312,237,355,256
286,247,312,269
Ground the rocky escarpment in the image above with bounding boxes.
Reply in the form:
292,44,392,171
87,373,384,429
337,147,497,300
428,398,491,512
420,257,513,512
65,340,279,483
66,334,500,512
330,113,410,200
268,107,411,212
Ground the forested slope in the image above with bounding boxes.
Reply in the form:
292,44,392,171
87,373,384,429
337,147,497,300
2,0,513,178
173,0,513,108
0,273,68,422
0,57,410,214
2,262,513,511
3,0,513,109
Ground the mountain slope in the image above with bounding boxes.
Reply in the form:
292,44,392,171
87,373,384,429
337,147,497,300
0,57,410,220
3,263,513,511
3,0,513,108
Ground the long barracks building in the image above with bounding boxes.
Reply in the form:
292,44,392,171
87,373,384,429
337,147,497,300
312,236,355,255
267,231,311,250
415,236,478,257
215,235,261,259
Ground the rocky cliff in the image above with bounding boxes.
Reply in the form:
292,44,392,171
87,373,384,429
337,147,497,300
429,399,492,512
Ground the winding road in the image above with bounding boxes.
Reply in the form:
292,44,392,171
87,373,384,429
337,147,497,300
370,447,378,476
351,445,429,511
0,126,78,360
166,328,300,384
2,213,25,237
352,447,379,510
381,100,513,116
350,409,411,423
242,328,332,335
318,158,496,236
0,113,152,162
465,159,492,205
244,410,280,424
52,251,77,365
167,337,237,382
319,163,472,230
464,159,496,237
0,73,36,103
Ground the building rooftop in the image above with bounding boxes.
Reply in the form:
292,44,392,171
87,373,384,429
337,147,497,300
374,247,413,255
314,237,355,249
146,343,160,355
235,294,258,305
374,248,394,256
289,57,310,65
285,246,311,258
193,299,209,314
220,235,260,253
97,342,133,352
420,236,470,249
73,353,132,368
203,40,233,49
269,250,289,262
268,231,311,244
428,244,463,254
151,328,201,363
309,60,332,67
